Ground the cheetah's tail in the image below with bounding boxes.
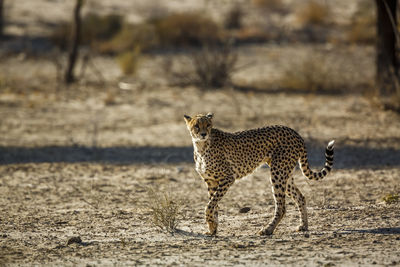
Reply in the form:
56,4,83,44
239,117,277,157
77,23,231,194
299,140,335,181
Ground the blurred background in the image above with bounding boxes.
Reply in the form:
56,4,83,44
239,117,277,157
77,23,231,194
0,0,400,161
1,1,400,265
0,0,399,164
0,0,399,154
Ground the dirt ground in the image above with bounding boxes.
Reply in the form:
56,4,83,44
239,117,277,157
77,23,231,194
1,0,400,266
1,78,400,266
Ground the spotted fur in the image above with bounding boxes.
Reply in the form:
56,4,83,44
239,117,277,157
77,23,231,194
184,113,335,236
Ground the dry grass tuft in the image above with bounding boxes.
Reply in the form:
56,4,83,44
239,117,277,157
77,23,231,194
51,13,123,51
277,52,371,93
224,4,244,29
296,1,330,26
346,1,376,44
251,0,285,11
51,11,222,55
152,12,222,47
169,42,238,89
191,43,238,88
117,46,141,75
278,55,332,92
99,12,221,53
382,193,399,205
104,90,117,106
99,23,158,54
147,188,185,232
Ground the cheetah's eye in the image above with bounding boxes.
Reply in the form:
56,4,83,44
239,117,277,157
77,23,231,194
194,124,199,130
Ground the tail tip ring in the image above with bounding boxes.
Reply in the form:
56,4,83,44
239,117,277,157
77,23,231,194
327,140,335,149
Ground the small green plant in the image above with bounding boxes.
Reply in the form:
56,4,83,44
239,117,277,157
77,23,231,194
147,188,185,232
382,193,399,204
117,46,141,75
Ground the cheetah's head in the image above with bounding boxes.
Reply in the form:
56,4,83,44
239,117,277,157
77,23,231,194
184,113,213,142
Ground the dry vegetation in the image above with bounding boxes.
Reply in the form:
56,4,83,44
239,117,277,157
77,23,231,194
147,188,185,232
296,1,331,26
1,0,400,266
346,1,376,44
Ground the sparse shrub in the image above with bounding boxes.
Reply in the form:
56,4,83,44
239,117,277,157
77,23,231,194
147,188,185,232
117,46,141,75
371,68,400,113
278,54,351,92
51,12,123,51
99,23,159,54
104,90,117,106
382,193,399,204
296,1,330,26
0,75,8,90
50,22,72,50
191,43,238,88
224,4,244,29
251,0,284,11
233,26,273,43
82,13,123,43
279,56,329,92
152,12,222,47
51,11,222,54
278,52,374,93
346,1,376,44
167,42,238,89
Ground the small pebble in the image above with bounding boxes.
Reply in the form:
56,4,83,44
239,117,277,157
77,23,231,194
239,207,251,213
67,236,82,245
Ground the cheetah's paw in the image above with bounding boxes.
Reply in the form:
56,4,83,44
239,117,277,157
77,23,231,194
258,227,274,236
296,225,308,232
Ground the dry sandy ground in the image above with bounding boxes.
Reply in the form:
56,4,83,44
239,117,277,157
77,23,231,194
1,79,400,266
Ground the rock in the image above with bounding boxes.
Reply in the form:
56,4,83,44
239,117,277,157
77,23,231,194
239,207,251,213
67,236,82,245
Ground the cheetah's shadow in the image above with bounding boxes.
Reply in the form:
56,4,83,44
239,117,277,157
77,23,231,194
340,227,400,235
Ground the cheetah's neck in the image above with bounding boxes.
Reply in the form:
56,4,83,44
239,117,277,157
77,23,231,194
192,139,211,155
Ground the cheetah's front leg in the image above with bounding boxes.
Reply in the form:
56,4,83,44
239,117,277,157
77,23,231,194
205,177,234,236
205,179,219,226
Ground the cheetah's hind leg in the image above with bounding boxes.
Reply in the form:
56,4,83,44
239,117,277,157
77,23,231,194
258,160,291,235
286,176,308,232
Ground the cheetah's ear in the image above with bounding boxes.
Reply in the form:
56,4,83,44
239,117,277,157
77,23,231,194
184,114,192,123
206,113,213,119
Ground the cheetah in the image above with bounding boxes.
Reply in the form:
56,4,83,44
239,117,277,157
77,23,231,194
184,113,335,236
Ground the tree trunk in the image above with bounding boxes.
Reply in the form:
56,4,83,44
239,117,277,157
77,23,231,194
0,0,4,37
376,0,398,96
65,0,83,84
